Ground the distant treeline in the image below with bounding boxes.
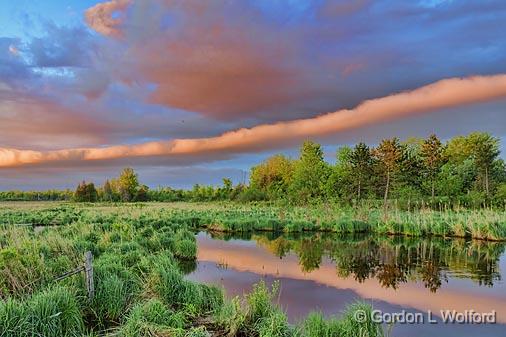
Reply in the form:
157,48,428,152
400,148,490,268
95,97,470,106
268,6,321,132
1,132,506,208
0,190,73,201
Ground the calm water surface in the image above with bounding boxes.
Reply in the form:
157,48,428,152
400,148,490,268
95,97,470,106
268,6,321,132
187,232,506,337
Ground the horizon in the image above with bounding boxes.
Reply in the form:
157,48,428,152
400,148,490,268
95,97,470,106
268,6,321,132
1,0,506,189
1,132,505,191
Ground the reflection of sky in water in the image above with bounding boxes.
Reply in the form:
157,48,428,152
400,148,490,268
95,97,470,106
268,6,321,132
188,232,506,337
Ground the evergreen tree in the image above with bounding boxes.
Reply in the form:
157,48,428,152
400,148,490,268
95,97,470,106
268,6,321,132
74,181,97,202
374,138,404,206
349,142,373,200
103,179,114,201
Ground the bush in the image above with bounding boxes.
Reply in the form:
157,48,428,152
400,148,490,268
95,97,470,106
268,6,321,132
494,183,506,206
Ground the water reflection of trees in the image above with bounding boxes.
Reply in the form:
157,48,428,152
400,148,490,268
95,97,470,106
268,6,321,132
245,233,505,293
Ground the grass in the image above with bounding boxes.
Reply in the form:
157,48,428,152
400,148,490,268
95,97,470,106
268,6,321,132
117,299,185,337
2,201,505,240
11,201,502,335
0,286,84,337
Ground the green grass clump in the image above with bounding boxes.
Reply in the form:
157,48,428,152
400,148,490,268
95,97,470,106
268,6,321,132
0,298,29,336
256,309,292,337
28,286,84,337
299,311,336,337
118,299,185,337
175,239,197,260
246,281,280,324
149,255,223,316
297,305,384,337
91,257,141,325
334,302,384,337
173,229,198,260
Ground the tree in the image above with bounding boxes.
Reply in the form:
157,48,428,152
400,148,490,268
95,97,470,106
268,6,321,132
118,168,139,202
374,138,404,205
421,134,445,199
325,146,353,200
250,154,294,199
222,178,233,191
135,185,149,201
289,141,329,203
468,132,500,196
103,179,114,201
74,181,97,202
349,142,373,200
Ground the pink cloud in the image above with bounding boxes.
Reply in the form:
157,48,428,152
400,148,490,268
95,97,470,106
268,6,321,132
84,0,323,120
85,0,131,38
2,73,506,168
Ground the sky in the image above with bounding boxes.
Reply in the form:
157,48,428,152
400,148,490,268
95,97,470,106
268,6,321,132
1,0,506,190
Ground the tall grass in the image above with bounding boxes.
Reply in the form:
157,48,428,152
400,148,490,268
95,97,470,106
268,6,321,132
0,202,406,336
0,286,84,337
117,299,185,337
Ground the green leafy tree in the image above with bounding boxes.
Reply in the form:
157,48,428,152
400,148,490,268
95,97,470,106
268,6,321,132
398,142,424,199
289,141,329,203
250,154,294,199
374,138,404,205
467,132,500,196
325,146,353,200
421,134,445,199
118,168,139,202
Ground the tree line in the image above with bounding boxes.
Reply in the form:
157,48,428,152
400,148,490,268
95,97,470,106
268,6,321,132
247,132,506,207
1,132,505,208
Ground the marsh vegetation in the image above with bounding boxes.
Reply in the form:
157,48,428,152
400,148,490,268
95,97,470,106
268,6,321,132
0,203,387,337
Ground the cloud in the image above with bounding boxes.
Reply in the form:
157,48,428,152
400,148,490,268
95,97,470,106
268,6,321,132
2,74,506,168
83,0,336,120
85,0,131,38
80,0,506,123
0,86,111,149
28,23,96,69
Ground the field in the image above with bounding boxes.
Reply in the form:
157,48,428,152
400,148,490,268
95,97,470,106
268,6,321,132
0,202,385,337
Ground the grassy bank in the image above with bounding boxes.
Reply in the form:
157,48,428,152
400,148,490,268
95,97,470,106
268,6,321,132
1,201,505,241
0,202,384,337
